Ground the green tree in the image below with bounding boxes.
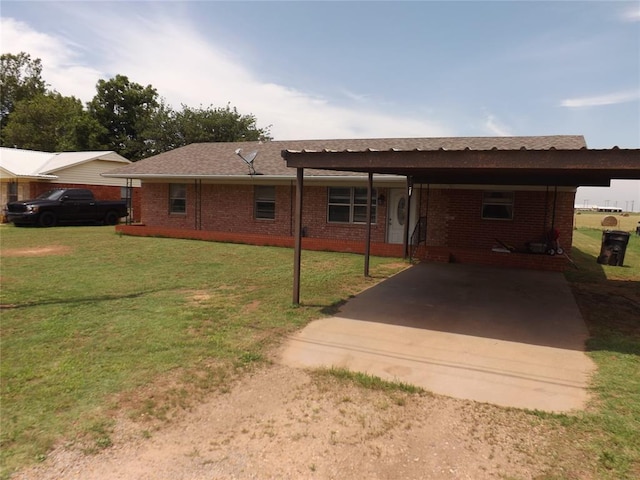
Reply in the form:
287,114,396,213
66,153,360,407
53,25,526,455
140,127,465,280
88,74,159,160
0,52,47,139
145,103,272,155
173,104,271,144
3,92,106,151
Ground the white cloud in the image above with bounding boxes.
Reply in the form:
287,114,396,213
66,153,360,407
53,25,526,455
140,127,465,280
0,17,103,101
560,90,640,108
622,6,640,22
483,114,513,137
1,9,450,141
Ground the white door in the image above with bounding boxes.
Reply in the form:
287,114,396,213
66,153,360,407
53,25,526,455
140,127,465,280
387,189,415,244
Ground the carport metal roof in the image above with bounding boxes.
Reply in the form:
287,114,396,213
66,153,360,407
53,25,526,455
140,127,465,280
281,147,640,186
281,146,640,304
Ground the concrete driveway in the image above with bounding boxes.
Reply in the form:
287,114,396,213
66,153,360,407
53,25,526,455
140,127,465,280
279,263,596,412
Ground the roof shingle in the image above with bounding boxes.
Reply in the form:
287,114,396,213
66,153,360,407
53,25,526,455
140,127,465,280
104,136,587,178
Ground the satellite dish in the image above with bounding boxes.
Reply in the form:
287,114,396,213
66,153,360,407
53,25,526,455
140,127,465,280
235,148,258,175
244,150,258,163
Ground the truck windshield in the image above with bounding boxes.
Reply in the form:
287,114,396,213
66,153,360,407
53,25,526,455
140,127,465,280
36,190,65,201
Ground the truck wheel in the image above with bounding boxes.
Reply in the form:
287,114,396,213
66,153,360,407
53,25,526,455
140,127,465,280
104,211,119,225
38,211,57,227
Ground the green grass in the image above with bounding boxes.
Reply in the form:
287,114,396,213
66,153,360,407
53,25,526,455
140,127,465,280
2,225,639,479
314,366,425,395
559,228,640,479
0,225,407,478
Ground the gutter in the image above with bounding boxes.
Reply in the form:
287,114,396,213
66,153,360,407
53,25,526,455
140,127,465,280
100,173,407,185
8,173,59,180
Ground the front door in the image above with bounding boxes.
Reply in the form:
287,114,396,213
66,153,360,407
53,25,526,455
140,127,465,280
387,189,414,244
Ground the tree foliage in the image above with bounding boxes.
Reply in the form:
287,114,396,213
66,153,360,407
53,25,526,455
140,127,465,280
3,92,106,152
87,74,159,161
146,103,271,155
0,52,47,134
1,52,273,159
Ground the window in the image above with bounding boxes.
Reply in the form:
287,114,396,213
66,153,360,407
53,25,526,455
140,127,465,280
169,184,186,214
255,186,276,220
7,182,17,203
328,187,377,224
121,186,132,200
481,191,513,220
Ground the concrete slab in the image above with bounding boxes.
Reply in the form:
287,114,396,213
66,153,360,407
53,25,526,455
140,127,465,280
279,263,596,412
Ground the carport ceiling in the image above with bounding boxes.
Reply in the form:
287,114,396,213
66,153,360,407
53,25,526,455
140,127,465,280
281,147,640,186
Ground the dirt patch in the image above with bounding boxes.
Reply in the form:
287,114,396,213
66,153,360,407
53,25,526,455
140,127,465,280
13,362,592,480
1,246,72,257
184,290,213,306
242,299,261,314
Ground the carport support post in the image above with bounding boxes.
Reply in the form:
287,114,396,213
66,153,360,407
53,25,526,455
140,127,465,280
403,176,412,259
293,167,304,305
364,172,373,277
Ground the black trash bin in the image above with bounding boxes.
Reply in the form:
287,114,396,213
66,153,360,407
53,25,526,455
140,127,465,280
597,230,631,266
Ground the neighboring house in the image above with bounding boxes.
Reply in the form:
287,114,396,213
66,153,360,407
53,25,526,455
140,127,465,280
0,147,141,222
100,135,640,272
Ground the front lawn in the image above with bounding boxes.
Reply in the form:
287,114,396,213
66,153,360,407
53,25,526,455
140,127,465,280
563,228,640,479
1,225,638,479
0,226,406,477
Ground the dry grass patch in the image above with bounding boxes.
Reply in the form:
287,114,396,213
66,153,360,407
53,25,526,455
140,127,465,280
1,246,72,257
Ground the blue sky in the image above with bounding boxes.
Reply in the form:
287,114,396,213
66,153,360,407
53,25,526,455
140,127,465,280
2,1,639,208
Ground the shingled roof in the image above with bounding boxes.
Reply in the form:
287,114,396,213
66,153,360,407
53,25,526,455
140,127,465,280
103,135,587,179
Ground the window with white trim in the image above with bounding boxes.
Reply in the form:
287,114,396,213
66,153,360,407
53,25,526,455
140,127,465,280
327,187,377,224
169,183,186,214
255,186,276,220
481,191,513,220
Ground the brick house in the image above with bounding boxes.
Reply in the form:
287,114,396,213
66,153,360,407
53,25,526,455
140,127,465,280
0,147,142,222
102,135,640,272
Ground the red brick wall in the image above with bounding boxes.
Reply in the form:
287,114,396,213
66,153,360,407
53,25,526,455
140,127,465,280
138,181,575,271
115,224,404,258
417,188,575,252
142,183,389,242
28,182,142,222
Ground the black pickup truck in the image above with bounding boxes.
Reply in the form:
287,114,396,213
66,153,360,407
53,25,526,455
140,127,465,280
5,188,128,227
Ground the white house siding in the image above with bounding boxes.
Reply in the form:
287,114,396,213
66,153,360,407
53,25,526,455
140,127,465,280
51,160,141,187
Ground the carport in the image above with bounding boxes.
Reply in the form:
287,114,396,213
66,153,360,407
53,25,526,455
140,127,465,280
281,145,639,305
280,262,595,412
279,144,638,411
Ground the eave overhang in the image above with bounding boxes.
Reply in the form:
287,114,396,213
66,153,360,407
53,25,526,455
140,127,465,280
99,173,407,185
